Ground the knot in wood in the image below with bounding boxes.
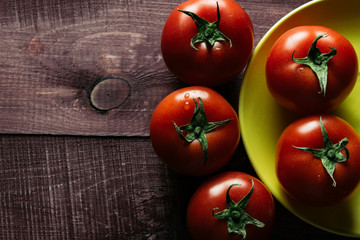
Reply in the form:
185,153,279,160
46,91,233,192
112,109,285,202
88,77,130,111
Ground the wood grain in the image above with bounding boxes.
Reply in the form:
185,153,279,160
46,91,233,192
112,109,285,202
0,0,177,136
0,135,177,239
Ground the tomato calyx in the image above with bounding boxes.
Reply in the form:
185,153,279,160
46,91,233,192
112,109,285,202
173,97,233,165
212,179,265,239
292,34,337,96
293,117,349,187
178,2,232,50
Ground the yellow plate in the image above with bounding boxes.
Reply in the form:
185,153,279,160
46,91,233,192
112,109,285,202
239,0,360,237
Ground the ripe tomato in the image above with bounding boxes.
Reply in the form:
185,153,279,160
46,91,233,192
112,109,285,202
161,0,254,87
150,86,240,176
187,171,275,240
266,25,358,114
276,114,360,206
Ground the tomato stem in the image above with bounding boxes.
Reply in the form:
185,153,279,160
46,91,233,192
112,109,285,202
173,97,233,165
212,179,265,239
178,2,232,50
292,34,337,96
293,117,349,187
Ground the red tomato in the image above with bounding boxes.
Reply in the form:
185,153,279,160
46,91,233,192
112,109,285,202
161,0,254,87
276,114,360,206
187,171,275,240
150,86,240,176
266,25,358,114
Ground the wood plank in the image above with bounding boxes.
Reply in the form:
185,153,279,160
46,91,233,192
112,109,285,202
0,0,306,136
0,135,176,239
0,135,353,239
0,0,179,136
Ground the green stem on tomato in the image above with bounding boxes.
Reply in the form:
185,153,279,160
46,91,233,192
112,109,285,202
178,2,232,50
292,34,337,96
173,97,233,165
212,179,265,239
293,116,349,187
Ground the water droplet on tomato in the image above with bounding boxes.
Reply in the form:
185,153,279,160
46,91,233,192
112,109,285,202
184,101,191,110
184,93,190,99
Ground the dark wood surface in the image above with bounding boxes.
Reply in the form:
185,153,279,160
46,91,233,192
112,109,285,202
0,0,358,239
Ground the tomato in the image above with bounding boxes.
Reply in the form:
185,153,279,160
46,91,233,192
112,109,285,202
161,0,254,87
187,171,275,240
276,114,360,206
150,86,240,176
266,25,358,114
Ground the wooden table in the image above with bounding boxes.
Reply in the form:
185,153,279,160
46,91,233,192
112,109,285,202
0,0,357,239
